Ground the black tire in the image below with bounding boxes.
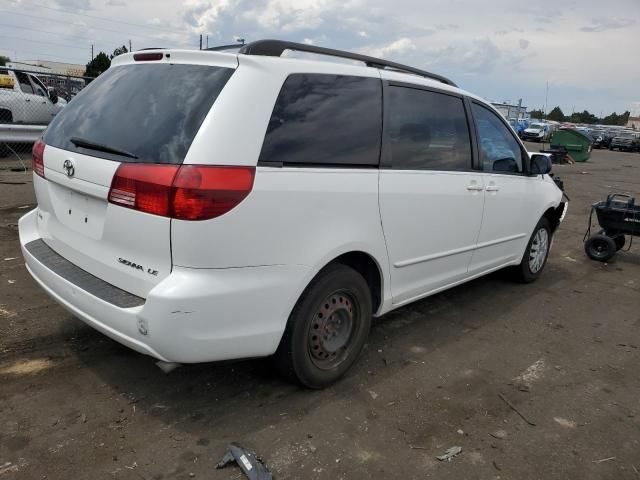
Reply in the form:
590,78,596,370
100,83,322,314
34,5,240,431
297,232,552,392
585,234,616,262
614,235,626,251
514,217,551,283
275,264,372,389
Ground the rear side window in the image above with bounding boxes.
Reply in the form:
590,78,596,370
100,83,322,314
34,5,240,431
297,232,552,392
387,86,471,171
259,74,382,167
43,64,234,164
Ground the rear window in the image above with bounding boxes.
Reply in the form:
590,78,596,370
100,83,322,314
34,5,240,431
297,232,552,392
259,73,382,167
43,64,234,164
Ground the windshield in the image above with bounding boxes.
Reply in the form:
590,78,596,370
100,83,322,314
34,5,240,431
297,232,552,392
618,132,634,139
43,63,234,164
529,123,545,130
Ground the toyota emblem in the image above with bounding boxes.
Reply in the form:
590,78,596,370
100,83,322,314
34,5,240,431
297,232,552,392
63,159,75,178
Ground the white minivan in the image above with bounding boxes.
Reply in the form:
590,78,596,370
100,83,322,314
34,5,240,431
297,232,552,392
19,40,566,388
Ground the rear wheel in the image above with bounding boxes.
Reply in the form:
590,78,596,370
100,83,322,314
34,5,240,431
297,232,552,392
585,234,616,262
614,235,626,251
514,217,551,283
275,264,372,389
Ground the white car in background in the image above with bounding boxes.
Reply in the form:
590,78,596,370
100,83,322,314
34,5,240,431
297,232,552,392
0,68,66,125
19,41,566,388
522,122,553,142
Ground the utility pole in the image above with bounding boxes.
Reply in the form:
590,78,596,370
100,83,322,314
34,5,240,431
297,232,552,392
199,34,202,50
206,35,209,48
129,39,132,52
544,80,549,120
91,43,94,60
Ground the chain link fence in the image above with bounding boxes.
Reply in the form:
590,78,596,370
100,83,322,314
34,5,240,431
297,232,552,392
0,67,94,172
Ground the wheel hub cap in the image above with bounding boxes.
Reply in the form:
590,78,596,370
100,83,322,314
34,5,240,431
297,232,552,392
529,228,549,274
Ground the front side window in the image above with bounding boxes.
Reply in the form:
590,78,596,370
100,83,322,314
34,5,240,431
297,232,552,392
259,74,382,167
29,75,48,97
472,103,523,173
387,86,471,170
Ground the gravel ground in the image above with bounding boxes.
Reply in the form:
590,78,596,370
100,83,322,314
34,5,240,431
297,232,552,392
0,144,639,480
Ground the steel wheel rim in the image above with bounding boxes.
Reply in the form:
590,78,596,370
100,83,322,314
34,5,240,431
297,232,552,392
529,228,549,273
308,291,357,370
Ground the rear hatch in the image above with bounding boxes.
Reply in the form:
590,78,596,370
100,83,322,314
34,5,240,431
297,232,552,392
35,52,236,297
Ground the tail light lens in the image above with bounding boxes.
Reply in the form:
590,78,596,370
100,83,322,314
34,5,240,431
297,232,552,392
32,139,45,178
108,164,255,221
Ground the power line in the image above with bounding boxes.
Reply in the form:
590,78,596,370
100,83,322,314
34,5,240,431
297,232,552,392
24,1,188,36
0,47,88,64
0,10,170,41
0,22,104,44
0,35,91,51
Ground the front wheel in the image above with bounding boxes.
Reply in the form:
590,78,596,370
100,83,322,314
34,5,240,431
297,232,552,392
513,217,551,283
275,264,372,389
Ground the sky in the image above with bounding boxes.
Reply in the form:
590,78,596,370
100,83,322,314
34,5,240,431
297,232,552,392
1,0,639,116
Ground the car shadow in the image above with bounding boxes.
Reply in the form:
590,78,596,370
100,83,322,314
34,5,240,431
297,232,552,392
67,262,572,449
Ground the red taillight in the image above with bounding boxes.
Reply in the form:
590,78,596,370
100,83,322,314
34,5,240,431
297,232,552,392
108,164,255,221
32,138,45,178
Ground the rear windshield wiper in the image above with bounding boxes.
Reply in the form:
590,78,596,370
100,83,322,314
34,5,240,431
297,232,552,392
70,137,138,159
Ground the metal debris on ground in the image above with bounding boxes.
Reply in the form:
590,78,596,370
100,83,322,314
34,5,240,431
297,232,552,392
436,446,462,462
216,443,273,480
592,456,616,464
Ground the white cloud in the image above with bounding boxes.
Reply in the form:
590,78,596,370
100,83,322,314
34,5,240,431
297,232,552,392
519,38,529,49
580,17,635,32
366,37,416,58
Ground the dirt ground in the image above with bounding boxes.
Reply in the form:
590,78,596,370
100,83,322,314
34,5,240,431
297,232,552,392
1,144,639,480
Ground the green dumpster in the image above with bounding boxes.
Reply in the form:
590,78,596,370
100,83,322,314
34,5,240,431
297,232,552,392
550,128,592,162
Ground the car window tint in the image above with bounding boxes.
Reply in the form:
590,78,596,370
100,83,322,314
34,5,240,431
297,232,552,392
43,64,233,164
15,72,34,94
387,86,471,170
259,74,382,167
472,103,523,173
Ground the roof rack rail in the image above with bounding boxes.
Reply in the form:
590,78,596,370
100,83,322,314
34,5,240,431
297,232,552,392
238,39,457,87
205,43,246,52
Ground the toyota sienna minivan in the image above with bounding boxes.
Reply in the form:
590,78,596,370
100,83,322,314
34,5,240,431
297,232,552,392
19,40,566,388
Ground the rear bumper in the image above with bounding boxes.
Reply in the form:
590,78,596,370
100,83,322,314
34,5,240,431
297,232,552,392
19,208,310,363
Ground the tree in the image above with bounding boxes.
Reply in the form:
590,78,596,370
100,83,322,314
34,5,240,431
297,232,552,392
529,108,545,119
568,110,598,124
84,45,128,78
547,106,565,122
0,55,9,66
85,52,111,78
601,111,631,126
111,45,128,59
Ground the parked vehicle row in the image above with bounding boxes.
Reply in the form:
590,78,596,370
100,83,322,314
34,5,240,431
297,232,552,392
18,40,566,388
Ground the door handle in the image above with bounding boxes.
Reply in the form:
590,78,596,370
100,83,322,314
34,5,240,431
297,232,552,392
486,185,500,192
466,184,484,191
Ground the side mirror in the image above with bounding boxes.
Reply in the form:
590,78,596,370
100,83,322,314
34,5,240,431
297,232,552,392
530,153,552,175
47,86,58,104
